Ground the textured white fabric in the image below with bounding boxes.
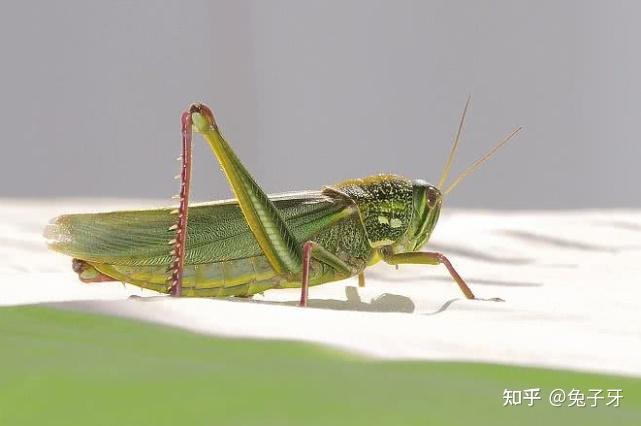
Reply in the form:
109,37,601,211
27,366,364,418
2,199,640,376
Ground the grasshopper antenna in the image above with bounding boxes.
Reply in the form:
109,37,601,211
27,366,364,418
443,126,522,195
437,95,471,190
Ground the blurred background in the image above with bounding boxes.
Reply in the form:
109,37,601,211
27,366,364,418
1,0,639,209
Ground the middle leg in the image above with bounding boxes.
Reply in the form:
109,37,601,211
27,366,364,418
300,241,354,307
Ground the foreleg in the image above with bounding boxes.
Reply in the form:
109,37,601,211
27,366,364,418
383,251,476,299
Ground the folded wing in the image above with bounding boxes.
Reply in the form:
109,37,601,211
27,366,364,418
45,191,354,266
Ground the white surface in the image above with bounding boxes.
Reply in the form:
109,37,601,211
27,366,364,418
2,199,641,376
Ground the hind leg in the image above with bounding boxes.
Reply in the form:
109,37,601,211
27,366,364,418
72,259,117,283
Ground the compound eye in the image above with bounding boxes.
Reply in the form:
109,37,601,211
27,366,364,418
426,187,440,208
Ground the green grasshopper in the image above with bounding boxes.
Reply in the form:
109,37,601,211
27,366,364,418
45,99,520,306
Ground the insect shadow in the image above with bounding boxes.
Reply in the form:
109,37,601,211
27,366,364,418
428,243,534,265
499,230,620,252
366,271,543,288
247,286,416,313
595,220,641,233
424,298,460,316
129,286,470,316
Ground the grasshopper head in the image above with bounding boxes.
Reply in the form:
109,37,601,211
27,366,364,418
405,179,443,251
188,103,217,133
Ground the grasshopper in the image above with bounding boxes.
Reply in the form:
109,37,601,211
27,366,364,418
45,99,520,306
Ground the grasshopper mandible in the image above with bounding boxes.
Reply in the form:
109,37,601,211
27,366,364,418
45,98,520,306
